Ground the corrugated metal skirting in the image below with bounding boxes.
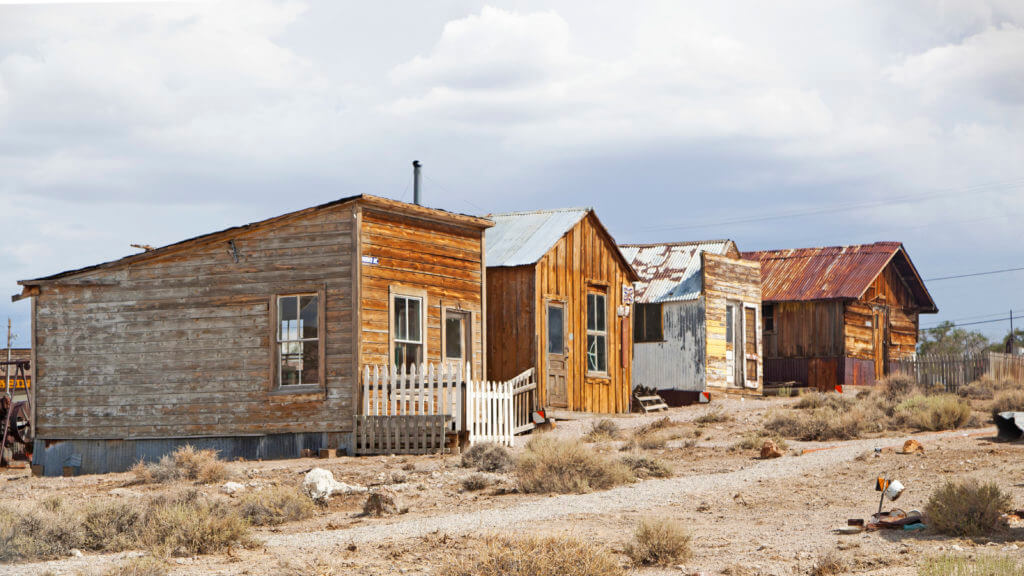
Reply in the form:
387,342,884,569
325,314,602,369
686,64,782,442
32,433,334,477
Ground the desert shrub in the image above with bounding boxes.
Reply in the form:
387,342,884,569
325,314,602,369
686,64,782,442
694,408,731,424
808,550,846,576
362,492,404,517
623,518,691,566
794,392,854,411
102,556,169,576
82,501,143,552
919,553,1023,576
926,480,1013,537
990,389,1024,418
895,394,971,431
439,535,624,576
635,416,674,436
620,455,672,478
0,502,85,561
133,445,227,484
461,442,514,473
960,377,1021,401
879,374,918,401
461,473,493,491
515,436,633,494
585,419,621,442
138,491,251,555
765,401,883,441
238,486,315,526
730,433,789,452
278,555,341,576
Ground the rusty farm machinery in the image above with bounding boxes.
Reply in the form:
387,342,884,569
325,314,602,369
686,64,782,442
1,359,33,468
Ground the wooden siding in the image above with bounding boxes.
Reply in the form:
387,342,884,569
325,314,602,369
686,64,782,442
358,209,485,379
485,266,536,382
532,213,633,413
845,262,920,362
633,300,705,392
763,301,845,359
703,253,762,393
33,204,358,440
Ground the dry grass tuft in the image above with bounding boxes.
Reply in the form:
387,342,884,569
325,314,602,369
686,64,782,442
461,473,493,491
439,534,624,576
278,554,342,576
620,454,672,478
461,442,514,473
808,550,846,576
765,400,884,441
238,486,315,526
585,419,622,442
623,517,691,566
82,501,143,552
694,408,731,424
919,553,1023,576
894,394,971,431
516,436,633,494
635,416,675,436
878,374,919,401
132,445,228,484
925,480,1013,537
990,389,1024,418
138,491,252,555
730,433,789,452
102,556,169,576
0,502,85,561
959,377,1020,401
793,392,854,411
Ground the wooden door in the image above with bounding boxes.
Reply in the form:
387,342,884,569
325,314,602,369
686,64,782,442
743,305,758,388
443,310,471,374
546,301,568,407
725,302,744,386
872,307,888,379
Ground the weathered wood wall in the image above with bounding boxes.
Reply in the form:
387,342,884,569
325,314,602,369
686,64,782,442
358,209,485,379
763,301,845,359
703,253,762,393
844,263,920,363
632,300,705,392
532,213,633,414
485,265,535,382
33,204,358,440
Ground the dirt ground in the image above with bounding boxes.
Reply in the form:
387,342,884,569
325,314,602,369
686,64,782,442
2,394,1022,576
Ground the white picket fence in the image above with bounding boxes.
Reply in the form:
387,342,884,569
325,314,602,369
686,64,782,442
360,363,537,448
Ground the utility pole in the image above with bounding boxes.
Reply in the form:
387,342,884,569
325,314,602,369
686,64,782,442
1011,309,1016,355
4,319,11,398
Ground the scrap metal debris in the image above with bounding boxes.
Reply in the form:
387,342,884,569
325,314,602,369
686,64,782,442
994,411,1024,442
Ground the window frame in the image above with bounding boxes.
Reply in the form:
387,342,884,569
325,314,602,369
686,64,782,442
270,288,326,395
441,307,472,376
388,285,428,372
763,303,775,333
586,289,609,377
633,302,664,343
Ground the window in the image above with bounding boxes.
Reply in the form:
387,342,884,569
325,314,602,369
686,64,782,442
763,304,775,333
634,303,663,342
586,291,607,374
445,315,463,360
392,295,423,369
725,304,734,342
276,294,320,387
547,305,565,354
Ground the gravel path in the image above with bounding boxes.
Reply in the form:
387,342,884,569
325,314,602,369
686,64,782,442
265,428,985,550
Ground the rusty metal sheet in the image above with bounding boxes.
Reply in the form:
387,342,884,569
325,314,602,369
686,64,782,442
742,242,935,311
620,240,736,303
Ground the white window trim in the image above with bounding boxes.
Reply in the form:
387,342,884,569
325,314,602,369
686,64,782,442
271,290,325,393
586,291,609,377
388,285,428,371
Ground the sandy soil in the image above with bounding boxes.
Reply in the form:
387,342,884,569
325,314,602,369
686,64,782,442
2,395,1022,576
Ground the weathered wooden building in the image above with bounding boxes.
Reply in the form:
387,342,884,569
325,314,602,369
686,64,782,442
742,242,937,389
485,209,638,414
621,241,763,403
15,195,492,475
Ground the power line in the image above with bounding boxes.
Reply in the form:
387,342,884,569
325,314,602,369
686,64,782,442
423,174,486,214
920,309,1021,328
925,266,1024,282
919,317,1016,331
632,176,1024,234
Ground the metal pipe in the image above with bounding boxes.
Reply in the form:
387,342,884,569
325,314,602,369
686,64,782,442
412,160,421,206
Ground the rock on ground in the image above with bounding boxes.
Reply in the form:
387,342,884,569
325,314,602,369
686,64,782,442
302,468,367,503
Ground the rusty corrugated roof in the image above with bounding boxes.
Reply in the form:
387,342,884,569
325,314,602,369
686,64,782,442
620,240,736,303
741,241,937,312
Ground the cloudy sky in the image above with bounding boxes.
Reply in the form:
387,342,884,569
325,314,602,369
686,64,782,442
1,0,1023,346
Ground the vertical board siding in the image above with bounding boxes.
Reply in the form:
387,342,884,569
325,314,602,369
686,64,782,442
633,300,705,392
703,253,762,393
34,205,357,439
485,266,536,382
358,209,485,380
532,213,632,413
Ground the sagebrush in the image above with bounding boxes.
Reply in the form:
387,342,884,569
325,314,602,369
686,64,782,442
925,480,1012,537
516,436,633,494
623,518,691,566
439,535,624,576
461,442,514,473
131,445,228,484
238,486,315,526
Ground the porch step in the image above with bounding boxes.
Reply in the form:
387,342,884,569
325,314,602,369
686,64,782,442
633,394,669,413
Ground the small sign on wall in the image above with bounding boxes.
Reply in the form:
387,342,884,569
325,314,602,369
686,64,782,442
361,255,379,265
622,285,634,305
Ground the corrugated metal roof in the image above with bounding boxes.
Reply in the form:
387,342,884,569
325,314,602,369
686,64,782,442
741,241,937,312
485,208,590,267
621,240,736,303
